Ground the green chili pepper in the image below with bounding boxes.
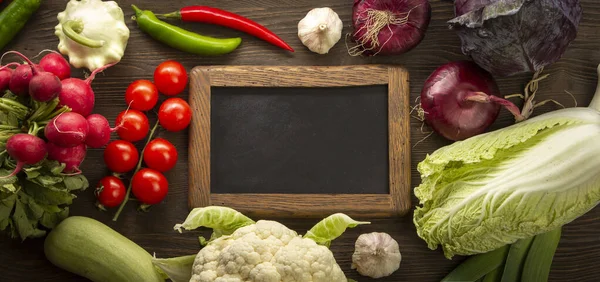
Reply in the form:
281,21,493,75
131,5,242,56
0,0,41,50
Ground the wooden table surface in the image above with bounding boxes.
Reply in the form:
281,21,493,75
1,0,600,281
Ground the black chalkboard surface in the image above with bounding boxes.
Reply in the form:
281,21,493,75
211,86,389,195
188,65,411,218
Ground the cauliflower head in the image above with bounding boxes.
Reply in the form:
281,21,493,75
156,207,369,282
191,220,347,282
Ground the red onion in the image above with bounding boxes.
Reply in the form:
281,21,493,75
349,0,431,56
421,61,524,141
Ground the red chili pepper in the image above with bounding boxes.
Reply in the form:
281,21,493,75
156,6,294,52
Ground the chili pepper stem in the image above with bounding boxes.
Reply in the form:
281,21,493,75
112,120,160,221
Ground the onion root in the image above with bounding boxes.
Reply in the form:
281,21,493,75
348,5,420,56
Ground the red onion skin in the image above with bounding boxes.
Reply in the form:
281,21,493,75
352,0,431,56
421,61,502,141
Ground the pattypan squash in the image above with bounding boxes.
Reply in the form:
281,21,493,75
55,0,129,71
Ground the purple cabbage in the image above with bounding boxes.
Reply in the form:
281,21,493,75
448,0,582,77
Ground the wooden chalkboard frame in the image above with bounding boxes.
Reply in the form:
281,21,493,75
188,65,411,218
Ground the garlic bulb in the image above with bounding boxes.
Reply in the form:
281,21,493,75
351,232,401,279
297,7,343,54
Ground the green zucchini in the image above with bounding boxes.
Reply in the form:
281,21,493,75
44,216,164,282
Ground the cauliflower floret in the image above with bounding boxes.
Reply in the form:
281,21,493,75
190,220,347,282
274,237,346,282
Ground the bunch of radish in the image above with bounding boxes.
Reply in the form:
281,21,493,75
0,50,115,177
95,60,192,222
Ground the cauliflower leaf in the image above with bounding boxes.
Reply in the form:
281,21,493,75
174,206,255,243
303,213,370,247
152,254,196,282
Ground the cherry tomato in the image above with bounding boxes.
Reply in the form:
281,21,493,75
115,109,149,142
153,60,188,96
125,80,159,111
143,138,178,172
131,168,168,205
95,176,126,208
104,140,139,173
158,98,192,132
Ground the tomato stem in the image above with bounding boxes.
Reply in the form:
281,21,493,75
112,119,160,221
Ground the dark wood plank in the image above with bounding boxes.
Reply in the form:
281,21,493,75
188,65,410,217
0,0,599,281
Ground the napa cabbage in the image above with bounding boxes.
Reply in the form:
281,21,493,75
413,106,600,259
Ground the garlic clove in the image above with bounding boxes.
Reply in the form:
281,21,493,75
351,232,402,279
298,7,343,54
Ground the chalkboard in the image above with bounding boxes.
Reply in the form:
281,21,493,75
188,65,411,218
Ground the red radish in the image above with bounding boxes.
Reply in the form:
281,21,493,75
8,64,33,96
349,0,432,56
0,63,19,92
5,51,62,101
1,134,47,178
85,114,119,148
420,61,524,141
39,52,71,81
44,112,89,147
46,142,87,173
0,68,10,92
58,63,115,117
29,72,63,102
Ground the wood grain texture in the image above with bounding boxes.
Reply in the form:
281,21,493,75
388,68,411,216
211,194,395,218
202,65,390,87
188,67,212,210
0,0,599,281
189,65,411,217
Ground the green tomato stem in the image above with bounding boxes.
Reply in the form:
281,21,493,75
112,120,160,221
62,20,105,48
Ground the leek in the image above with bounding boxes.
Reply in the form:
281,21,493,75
414,64,600,259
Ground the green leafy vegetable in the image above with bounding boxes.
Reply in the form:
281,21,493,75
482,267,502,282
0,160,88,240
501,237,534,282
0,92,89,241
151,254,196,282
521,228,562,282
303,213,370,247
414,107,600,258
441,245,509,282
